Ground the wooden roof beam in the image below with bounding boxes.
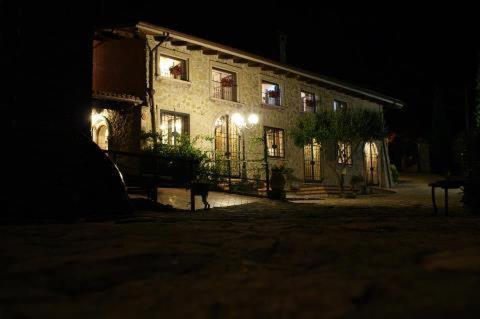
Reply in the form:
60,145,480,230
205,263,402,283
233,58,248,64
261,65,275,71
170,40,188,46
202,49,218,55
186,44,203,51
218,53,233,60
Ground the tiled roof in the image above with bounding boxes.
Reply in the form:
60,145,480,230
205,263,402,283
92,91,143,105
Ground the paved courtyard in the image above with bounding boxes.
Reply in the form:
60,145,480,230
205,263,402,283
157,187,261,210
1,174,477,319
293,173,463,212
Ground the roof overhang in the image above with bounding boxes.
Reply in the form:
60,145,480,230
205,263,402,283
98,22,405,109
92,91,144,110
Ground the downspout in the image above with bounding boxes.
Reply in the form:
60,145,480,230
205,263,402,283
146,34,170,148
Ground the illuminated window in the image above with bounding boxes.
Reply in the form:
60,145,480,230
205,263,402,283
212,68,237,101
262,81,281,106
333,100,347,111
337,141,352,165
265,127,285,157
160,111,189,145
159,55,187,80
301,91,316,112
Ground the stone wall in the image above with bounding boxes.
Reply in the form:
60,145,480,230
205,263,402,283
141,36,390,187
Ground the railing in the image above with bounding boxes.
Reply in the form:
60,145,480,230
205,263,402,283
212,80,237,101
302,98,316,112
263,92,281,106
103,148,282,208
205,150,276,197
102,150,198,208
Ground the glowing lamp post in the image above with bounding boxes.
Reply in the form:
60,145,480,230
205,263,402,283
231,112,259,179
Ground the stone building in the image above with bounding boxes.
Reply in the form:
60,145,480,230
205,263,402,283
91,22,403,188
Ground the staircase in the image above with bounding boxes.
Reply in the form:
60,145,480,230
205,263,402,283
286,184,395,200
286,184,353,200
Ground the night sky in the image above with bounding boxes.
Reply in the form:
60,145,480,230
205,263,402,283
4,1,479,153
97,1,480,141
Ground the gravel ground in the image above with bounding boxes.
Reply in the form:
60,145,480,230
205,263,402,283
1,174,479,318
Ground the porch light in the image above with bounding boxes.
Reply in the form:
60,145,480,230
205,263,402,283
232,113,245,127
247,113,259,125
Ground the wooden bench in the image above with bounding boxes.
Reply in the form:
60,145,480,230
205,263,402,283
428,178,465,215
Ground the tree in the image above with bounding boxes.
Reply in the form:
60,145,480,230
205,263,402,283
462,54,480,213
291,108,385,195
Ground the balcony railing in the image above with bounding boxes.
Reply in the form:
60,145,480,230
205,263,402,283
212,80,237,102
302,98,316,112
263,92,281,106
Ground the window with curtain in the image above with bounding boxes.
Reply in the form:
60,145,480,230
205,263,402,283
337,141,352,165
159,55,187,80
212,68,237,101
333,100,347,111
160,111,189,145
265,127,285,157
301,90,316,112
262,81,281,106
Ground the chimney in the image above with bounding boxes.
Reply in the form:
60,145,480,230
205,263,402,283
278,32,287,64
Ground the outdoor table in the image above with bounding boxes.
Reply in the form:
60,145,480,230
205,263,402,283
428,178,465,215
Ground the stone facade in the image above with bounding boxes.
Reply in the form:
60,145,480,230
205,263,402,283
91,27,396,188
139,36,391,187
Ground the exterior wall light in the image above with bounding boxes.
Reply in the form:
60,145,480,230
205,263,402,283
231,113,245,128
247,113,259,125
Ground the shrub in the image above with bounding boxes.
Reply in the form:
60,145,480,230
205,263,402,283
390,164,399,184
140,132,220,185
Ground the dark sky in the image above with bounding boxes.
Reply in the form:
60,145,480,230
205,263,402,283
97,1,479,139
6,1,477,139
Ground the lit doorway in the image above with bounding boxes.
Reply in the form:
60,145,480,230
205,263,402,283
214,115,241,177
364,142,379,185
304,140,322,182
91,112,109,151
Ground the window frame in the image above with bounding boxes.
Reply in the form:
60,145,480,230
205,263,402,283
211,67,238,102
159,110,190,146
157,54,189,81
301,90,316,112
333,100,347,111
261,80,282,107
264,126,285,158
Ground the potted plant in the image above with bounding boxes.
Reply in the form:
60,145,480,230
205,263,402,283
220,76,233,87
268,90,279,98
169,64,183,79
350,175,365,197
268,165,291,199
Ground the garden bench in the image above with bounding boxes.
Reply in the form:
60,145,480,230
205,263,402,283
428,178,465,215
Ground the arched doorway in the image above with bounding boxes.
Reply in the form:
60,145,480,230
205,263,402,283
96,125,109,150
214,115,241,177
91,113,109,151
364,141,379,185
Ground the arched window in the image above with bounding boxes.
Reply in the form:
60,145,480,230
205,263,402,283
364,142,379,185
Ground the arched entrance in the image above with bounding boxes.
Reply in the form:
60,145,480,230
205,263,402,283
214,115,241,177
364,141,379,185
91,113,109,150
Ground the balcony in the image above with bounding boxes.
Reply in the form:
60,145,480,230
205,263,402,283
212,80,237,102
